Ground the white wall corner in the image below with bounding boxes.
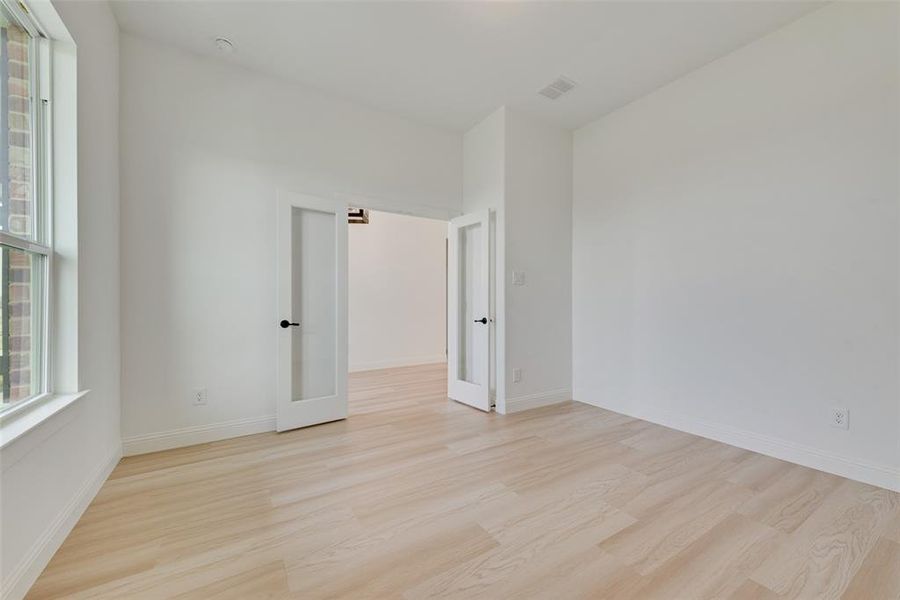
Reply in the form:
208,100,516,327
1,444,121,600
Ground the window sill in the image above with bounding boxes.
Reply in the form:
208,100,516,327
0,390,89,452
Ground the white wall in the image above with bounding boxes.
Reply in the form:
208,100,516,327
462,108,506,409
0,1,121,598
119,34,462,453
573,2,900,490
349,210,446,372
463,109,506,214
461,107,573,413
504,109,572,412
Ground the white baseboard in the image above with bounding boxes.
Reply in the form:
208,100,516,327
574,395,900,493
122,415,276,456
505,388,571,414
2,445,122,600
349,355,447,373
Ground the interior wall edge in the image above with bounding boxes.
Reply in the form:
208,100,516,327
504,388,571,414
121,415,277,457
349,356,447,374
0,445,122,600
574,393,900,493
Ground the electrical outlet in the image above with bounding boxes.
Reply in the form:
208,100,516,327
512,368,522,383
512,271,526,286
193,388,208,406
830,407,849,430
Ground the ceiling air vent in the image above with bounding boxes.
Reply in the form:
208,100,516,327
538,76,577,100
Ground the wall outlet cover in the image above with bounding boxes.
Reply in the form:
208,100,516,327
512,368,522,383
830,407,849,430
512,271,526,286
193,388,208,406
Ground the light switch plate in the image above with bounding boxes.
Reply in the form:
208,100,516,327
512,271,525,286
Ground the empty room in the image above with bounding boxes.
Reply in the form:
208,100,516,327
0,1,898,599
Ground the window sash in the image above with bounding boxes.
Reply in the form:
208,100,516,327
0,0,50,417
0,243,47,409
0,231,49,256
0,5,46,247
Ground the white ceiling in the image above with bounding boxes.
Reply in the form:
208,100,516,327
110,1,821,132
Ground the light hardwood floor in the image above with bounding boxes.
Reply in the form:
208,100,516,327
28,363,900,599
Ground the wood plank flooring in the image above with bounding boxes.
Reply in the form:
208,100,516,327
27,363,900,599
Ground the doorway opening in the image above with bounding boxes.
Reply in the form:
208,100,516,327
276,190,495,432
347,208,448,416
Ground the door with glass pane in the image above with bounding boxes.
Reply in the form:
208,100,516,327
447,210,491,411
276,191,348,432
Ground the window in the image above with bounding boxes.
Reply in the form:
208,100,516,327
0,1,49,415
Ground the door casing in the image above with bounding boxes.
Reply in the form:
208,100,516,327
276,190,348,432
446,209,492,412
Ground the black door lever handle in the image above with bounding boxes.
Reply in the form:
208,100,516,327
280,320,300,328
474,317,488,324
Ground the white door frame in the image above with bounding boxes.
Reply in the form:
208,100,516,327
276,190,348,432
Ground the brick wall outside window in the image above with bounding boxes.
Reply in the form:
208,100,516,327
2,21,33,402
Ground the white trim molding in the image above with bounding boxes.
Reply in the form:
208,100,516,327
505,388,571,414
350,357,447,373
0,391,89,454
574,394,900,493
122,415,276,456
1,444,121,600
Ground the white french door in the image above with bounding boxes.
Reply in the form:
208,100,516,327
447,209,492,411
276,191,348,432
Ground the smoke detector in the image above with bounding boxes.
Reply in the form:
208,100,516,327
538,76,576,100
214,37,235,54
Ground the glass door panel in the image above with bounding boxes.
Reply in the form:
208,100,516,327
291,206,336,401
456,221,483,385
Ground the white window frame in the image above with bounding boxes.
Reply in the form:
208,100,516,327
0,0,52,420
